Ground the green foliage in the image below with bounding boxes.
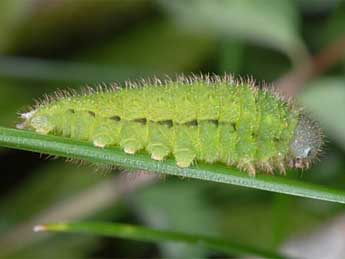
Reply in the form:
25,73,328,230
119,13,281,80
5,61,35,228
158,0,307,61
301,78,345,150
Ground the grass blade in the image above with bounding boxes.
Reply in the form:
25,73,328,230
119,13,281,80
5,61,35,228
0,56,153,83
34,222,286,258
0,127,345,204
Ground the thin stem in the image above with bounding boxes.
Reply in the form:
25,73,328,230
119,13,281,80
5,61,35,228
35,222,287,259
1,127,345,204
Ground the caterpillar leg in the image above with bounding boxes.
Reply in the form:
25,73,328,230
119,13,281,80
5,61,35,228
147,143,170,161
174,148,196,168
238,161,256,177
120,122,146,154
277,161,286,175
247,164,256,177
92,119,121,148
93,135,112,148
147,122,172,161
121,139,143,154
261,161,274,175
30,115,55,135
173,124,198,168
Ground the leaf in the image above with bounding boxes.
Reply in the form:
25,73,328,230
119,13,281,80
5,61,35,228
300,78,345,150
0,127,345,204
34,222,285,258
0,0,151,54
76,20,216,73
0,21,215,83
157,0,307,61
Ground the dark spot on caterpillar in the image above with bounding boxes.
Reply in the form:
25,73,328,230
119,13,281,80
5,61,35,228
273,137,280,142
134,118,147,125
231,122,237,131
67,109,75,114
158,120,173,128
109,115,121,121
184,120,198,127
88,111,96,117
306,149,312,156
251,132,258,138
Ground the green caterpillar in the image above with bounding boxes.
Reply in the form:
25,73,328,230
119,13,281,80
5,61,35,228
17,75,323,176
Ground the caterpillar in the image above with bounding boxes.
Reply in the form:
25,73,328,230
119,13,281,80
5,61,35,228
17,75,323,176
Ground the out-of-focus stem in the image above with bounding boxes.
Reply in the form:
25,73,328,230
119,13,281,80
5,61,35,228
277,36,345,97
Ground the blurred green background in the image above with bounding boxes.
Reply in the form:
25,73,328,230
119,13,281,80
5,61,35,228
0,0,345,258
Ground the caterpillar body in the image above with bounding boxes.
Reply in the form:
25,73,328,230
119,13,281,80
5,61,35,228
17,75,323,176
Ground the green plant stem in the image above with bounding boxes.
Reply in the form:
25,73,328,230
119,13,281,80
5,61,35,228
35,222,286,259
1,127,345,204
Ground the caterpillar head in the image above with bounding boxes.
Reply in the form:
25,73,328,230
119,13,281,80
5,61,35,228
290,115,323,169
17,110,54,134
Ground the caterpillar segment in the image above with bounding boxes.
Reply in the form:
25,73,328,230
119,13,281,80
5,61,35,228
18,76,323,176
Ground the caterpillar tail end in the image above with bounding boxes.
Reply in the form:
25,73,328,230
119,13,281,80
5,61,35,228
289,115,324,170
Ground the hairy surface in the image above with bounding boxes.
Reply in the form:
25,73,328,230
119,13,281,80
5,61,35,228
18,75,323,176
